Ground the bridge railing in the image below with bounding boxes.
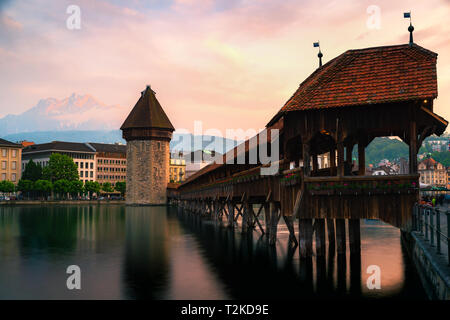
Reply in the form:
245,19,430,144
413,204,450,265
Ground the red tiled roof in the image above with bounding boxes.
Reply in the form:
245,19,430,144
419,157,438,170
268,43,437,125
179,123,282,188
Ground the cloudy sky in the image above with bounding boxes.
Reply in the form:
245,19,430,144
0,0,449,134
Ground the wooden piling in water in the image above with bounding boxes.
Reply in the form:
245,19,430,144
348,219,361,254
242,201,250,233
336,219,346,254
327,218,335,245
299,218,313,257
264,203,271,239
283,215,297,245
227,202,234,228
269,202,279,245
315,219,326,256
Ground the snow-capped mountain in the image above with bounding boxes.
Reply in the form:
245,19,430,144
0,93,126,136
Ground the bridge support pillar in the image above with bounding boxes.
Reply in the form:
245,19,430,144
227,202,234,228
327,218,335,246
299,219,313,257
336,219,346,254
348,219,361,254
213,200,219,221
269,202,279,245
283,215,297,245
264,203,270,238
242,201,250,233
315,219,326,257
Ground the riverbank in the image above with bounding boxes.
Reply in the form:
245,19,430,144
402,231,450,300
0,200,125,205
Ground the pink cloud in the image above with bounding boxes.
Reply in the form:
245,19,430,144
0,0,449,134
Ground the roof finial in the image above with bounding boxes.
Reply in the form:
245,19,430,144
146,84,156,95
404,11,414,46
313,41,323,67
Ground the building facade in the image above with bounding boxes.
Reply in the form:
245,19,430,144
88,143,126,187
120,85,175,205
0,138,22,184
418,157,447,187
169,153,186,183
22,141,96,183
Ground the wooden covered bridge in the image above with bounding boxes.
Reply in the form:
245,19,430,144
167,43,448,257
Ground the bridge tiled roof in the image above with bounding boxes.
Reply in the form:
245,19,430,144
268,43,438,125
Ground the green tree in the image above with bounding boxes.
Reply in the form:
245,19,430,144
18,179,34,199
22,160,43,181
68,180,83,199
42,153,79,182
0,180,15,193
101,182,114,193
114,181,126,196
34,180,53,199
53,179,70,199
84,181,100,198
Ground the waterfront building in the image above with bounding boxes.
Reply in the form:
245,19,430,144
418,157,447,187
169,152,186,183
88,142,127,187
22,141,96,183
0,138,22,183
120,85,175,205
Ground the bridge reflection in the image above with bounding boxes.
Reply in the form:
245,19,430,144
173,206,424,299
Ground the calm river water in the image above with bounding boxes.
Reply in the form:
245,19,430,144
0,205,426,299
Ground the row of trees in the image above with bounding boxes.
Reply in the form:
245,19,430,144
0,154,126,199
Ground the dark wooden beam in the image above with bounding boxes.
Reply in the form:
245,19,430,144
409,120,418,174
302,142,311,176
337,142,345,177
358,140,365,175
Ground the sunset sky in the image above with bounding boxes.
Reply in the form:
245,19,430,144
0,0,449,134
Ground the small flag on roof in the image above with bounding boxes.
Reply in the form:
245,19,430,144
313,42,320,47
404,12,410,18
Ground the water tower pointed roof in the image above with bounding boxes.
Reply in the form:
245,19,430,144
120,85,175,131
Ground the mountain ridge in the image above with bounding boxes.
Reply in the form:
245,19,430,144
0,93,125,136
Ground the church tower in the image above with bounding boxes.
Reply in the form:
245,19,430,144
120,85,175,205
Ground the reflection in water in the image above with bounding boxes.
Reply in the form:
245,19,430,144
123,206,169,299
0,205,427,299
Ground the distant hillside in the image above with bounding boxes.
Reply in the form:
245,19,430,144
1,130,240,154
2,130,125,145
364,136,449,166
364,137,409,165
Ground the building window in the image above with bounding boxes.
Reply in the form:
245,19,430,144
90,162,93,169
12,161,16,170
85,171,88,178
11,173,16,182
90,171,93,178
1,173,5,181
12,150,17,158
1,149,6,157
1,161,6,170
80,162,84,169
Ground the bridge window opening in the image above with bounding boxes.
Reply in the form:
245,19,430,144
364,136,409,176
